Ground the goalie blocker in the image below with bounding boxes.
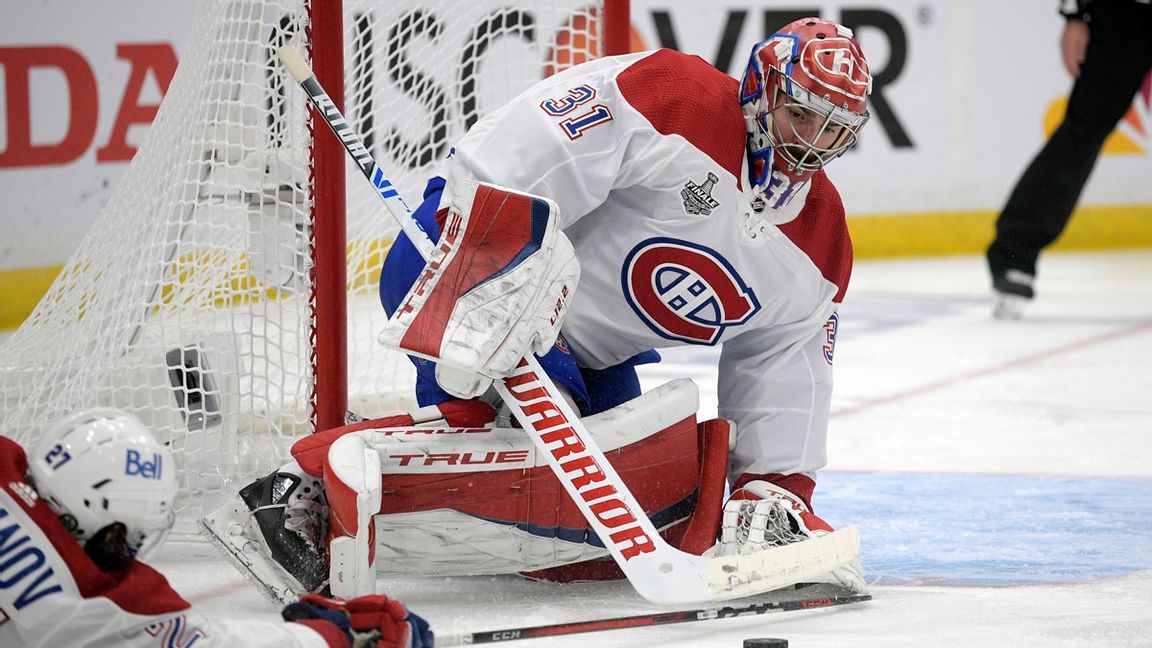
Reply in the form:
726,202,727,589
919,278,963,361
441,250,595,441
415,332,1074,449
202,379,728,601
377,180,580,399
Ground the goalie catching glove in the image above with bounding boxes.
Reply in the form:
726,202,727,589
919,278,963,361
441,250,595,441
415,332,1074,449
283,593,433,648
378,181,580,398
713,478,867,593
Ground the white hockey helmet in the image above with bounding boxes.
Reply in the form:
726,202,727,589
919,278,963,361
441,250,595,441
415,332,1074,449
28,408,177,562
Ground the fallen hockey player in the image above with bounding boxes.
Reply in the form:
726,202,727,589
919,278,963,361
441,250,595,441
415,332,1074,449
203,17,871,603
1,408,431,648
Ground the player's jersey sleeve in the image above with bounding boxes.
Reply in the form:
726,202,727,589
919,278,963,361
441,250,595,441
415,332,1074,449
718,309,839,479
19,602,334,648
143,615,334,648
0,436,331,648
439,51,691,229
717,172,853,482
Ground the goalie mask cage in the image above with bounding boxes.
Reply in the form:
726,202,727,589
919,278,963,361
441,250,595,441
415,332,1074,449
1,0,630,532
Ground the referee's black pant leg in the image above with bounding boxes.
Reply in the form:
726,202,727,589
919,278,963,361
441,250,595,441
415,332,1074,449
989,0,1152,280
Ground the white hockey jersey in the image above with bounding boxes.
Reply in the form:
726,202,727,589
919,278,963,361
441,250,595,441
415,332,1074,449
437,49,852,483
0,437,334,648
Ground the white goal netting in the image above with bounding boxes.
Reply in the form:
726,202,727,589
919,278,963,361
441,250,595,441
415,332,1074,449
0,0,624,532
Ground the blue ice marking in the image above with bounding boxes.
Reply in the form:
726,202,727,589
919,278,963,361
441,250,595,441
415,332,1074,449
815,472,1152,586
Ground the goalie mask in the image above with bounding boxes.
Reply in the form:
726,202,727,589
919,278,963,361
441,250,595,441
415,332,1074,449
740,17,872,203
29,408,177,568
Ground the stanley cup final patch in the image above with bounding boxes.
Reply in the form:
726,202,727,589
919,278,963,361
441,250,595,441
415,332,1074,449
681,172,720,215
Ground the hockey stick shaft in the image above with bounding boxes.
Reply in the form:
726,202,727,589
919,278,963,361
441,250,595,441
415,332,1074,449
279,49,436,260
436,593,871,646
278,45,859,604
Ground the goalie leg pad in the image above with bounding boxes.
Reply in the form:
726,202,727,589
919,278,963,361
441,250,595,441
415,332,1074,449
374,414,699,573
304,379,717,577
291,399,497,476
325,433,382,599
522,416,731,583
350,379,728,576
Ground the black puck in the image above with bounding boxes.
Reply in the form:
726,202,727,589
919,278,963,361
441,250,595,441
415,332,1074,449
744,639,788,648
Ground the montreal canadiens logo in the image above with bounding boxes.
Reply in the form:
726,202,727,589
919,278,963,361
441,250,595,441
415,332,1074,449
622,238,760,345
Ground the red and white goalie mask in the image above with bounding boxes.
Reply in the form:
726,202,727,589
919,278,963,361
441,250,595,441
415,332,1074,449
741,18,872,200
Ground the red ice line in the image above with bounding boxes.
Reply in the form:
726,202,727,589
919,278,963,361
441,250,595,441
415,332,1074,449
831,320,1152,419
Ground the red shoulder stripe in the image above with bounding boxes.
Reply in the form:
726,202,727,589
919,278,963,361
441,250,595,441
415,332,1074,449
777,171,854,303
615,49,746,188
100,561,191,616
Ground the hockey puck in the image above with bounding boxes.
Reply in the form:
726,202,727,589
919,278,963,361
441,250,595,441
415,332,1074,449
744,639,788,648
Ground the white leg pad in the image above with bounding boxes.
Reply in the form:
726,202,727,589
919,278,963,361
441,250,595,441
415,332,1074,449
326,432,382,598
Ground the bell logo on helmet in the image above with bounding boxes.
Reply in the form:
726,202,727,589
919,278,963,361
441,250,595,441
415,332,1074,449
30,408,178,562
125,448,163,479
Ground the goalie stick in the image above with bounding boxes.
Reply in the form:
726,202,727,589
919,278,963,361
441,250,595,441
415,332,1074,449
436,589,871,646
277,45,859,604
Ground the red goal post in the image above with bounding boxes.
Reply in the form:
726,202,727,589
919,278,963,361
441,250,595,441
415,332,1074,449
0,0,632,530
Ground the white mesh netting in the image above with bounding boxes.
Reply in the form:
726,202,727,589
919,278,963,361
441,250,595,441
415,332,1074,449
1,0,619,532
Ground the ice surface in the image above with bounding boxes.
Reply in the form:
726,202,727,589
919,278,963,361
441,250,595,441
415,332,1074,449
152,250,1152,647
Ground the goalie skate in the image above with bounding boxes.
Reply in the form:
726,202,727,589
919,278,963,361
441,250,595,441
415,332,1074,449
199,462,329,605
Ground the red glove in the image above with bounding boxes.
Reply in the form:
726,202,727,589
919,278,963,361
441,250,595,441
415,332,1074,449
283,593,433,648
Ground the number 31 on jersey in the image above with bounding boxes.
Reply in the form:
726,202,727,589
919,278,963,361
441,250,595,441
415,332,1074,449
539,84,613,140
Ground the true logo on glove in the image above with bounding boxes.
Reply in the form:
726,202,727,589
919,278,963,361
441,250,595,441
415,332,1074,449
398,211,462,318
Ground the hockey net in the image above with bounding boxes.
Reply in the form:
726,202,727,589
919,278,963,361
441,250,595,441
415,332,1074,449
0,0,629,532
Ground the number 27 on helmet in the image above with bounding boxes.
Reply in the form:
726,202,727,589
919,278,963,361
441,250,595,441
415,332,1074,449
28,408,178,568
